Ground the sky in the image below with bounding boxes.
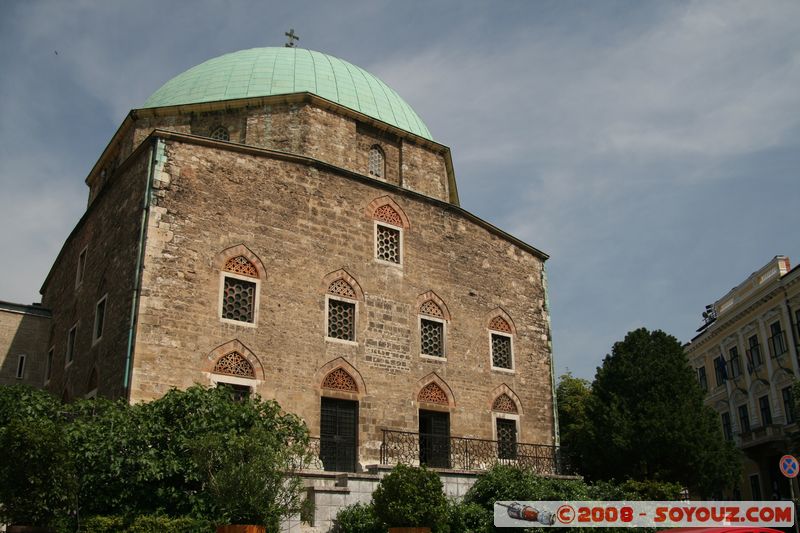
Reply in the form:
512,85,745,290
0,0,798,381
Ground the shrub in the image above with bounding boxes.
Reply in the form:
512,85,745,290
82,515,214,533
82,515,125,533
372,464,449,530
445,500,492,533
332,502,383,533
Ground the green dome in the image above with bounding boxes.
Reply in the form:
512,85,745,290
144,47,433,140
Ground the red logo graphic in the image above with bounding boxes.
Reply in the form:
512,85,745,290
558,504,576,524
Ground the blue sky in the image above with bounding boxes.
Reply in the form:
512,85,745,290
0,0,798,380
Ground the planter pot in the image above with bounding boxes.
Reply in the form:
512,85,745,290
388,528,432,533
216,526,266,533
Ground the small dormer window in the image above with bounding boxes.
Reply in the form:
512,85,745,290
368,145,384,178
210,126,230,141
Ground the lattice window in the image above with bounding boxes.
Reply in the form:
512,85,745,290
224,256,258,277
489,316,512,333
368,146,384,177
222,277,256,323
496,418,517,459
328,299,355,340
421,319,444,357
376,225,400,263
374,204,403,227
418,382,448,405
213,351,255,378
322,368,359,392
492,334,512,369
492,394,518,413
420,300,443,318
328,279,356,299
210,126,230,141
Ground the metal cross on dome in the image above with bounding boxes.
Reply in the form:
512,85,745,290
284,29,300,48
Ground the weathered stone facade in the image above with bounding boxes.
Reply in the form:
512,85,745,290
6,47,560,530
0,302,50,387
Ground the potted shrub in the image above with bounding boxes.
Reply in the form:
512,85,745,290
372,464,448,533
193,426,309,533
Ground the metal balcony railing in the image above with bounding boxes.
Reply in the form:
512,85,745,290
380,429,570,475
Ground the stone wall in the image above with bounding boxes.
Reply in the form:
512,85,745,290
120,98,451,205
0,303,50,387
41,148,152,401
129,136,554,466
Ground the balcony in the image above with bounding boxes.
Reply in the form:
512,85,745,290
380,429,570,475
738,424,786,449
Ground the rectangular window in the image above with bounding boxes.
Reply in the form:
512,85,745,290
769,321,787,357
491,333,513,370
697,366,708,391
375,224,401,264
15,354,26,379
45,347,53,382
420,318,444,357
221,276,256,323
66,324,77,366
721,412,732,441
747,335,762,368
713,355,727,386
728,346,741,378
782,387,795,424
759,395,772,426
75,246,87,288
93,295,107,343
496,418,518,460
738,404,750,433
327,298,355,341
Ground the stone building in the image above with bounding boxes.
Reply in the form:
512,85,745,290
685,255,800,500
1,47,561,528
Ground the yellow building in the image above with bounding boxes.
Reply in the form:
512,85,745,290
686,255,800,499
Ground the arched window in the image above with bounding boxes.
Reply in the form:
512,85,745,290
327,279,357,342
212,350,255,401
220,255,259,325
368,145,384,178
489,315,514,370
373,204,403,265
322,368,359,393
420,300,445,358
492,389,520,460
210,126,230,141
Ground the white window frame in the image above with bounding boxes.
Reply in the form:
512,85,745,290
489,331,515,373
218,271,260,328
92,294,108,345
15,354,26,379
492,412,520,459
325,294,358,345
65,323,78,368
374,221,403,267
75,245,88,289
419,315,446,360
45,346,54,385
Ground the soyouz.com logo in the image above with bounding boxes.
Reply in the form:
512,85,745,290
493,501,795,528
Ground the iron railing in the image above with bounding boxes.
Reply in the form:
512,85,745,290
380,429,569,475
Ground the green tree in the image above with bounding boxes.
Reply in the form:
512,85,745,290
556,372,591,472
582,328,740,495
0,385,77,528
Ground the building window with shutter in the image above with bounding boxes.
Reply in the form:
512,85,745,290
210,125,230,141
219,255,260,325
368,145,384,178
489,316,514,371
326,279,357,342
419,299,446,358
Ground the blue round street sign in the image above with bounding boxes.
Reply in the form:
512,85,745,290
779,454,798,478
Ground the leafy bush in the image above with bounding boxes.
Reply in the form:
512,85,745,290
372,464,449,530
0,388,76,528
82,515,213,533
445,500,492,533
192,426,307,528
332,502,383,533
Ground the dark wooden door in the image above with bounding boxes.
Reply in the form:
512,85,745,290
419,410,450,468
320,398,358,472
